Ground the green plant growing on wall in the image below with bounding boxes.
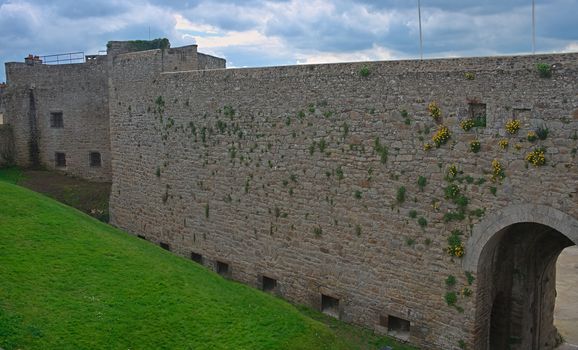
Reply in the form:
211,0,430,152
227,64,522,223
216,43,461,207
409,210,418,218
354,190,362,199
491,159,505,181
341,122,349,138
428,101,442,121
489,186,497,196
460,119,475,131
396,186,406,203
444,292,457,306
373,138,388,163
527,131,537,142
445,275,456,287
417,176,427,191
223,105,235,118
204,204,209,218
536,125,549,140
469,140,481,153
461,288,473,297
355,224,362,236
418,217,428,228
465,271,475,285
458,339,467,349
447,230,464,257
505,119,521,134
313,226,322,236
335,166,344,180
464,72,475,80
309,142,316,155
318,139,327,153
155,167,161,177
526,147,547,166
432,125,451,147
536,63,552,78
359,65,370,77
406,238,415,246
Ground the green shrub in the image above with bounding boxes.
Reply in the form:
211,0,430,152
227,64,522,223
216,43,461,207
445,275,456,287
396,186,406,203
359,65,370,77
444,292,457,306
536,63,552,78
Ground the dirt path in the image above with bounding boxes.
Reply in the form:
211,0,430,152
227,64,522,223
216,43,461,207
555,246,578,346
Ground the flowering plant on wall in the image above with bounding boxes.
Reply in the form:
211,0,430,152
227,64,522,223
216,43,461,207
498,139,509,150
428,101,441,121
432,125,451,147
460,119,475,131
505,119,521,134
526,148,546,166
491,159,505,181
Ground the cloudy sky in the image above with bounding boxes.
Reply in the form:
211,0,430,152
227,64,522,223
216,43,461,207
1,0,577,81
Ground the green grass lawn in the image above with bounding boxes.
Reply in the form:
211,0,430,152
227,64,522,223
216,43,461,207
0,168,416,350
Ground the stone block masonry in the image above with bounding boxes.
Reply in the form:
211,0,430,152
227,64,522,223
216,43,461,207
108,51,578,350
0,124,14,166
3,40,225,182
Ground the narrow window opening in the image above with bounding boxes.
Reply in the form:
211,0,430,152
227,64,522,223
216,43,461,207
55,152,66,167
191,252,203,264
50,112,63,128
160,242,170,251
137,234,146,240
468,103,486,127
217,261,229,276
90,152,101,167
387,315,411,341
321,294,339,318
262,276,277,292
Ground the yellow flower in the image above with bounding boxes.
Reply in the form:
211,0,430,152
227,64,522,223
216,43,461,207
460,119,475,131
505,119,521,134
423,143,432,151
491,159,505,181
428,101,441,120
526,148,546,166
432,125,451,147
498,139,509,150
527,131,537,142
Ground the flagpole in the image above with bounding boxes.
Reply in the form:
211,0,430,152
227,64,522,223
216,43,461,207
418,0,423,60
532,0,535,54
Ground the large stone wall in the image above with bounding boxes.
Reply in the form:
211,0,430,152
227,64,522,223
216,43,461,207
4,58,111,181
108,53,578,349
108,52,578,349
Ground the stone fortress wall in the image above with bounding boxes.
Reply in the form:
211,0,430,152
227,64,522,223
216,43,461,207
4,56,111,180
3,40,225,181
107,49,578,350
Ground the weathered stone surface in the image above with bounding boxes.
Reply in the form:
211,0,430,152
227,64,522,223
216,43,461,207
105,51,577,350
4,44,578,350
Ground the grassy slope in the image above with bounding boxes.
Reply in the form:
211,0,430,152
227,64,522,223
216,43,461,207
0,169,416,350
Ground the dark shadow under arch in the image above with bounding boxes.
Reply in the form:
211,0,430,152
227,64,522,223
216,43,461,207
473,221,574,349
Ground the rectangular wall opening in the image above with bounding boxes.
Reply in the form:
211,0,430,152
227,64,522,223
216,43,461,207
55,152,66,167
50,111,64,128
217,261,229,276
90,152,102,167
160,242,170,251
191,252,203,264
468,102,486,127
137,234,146,240
321,294,339,318
262,276,277,292
387,315,411,341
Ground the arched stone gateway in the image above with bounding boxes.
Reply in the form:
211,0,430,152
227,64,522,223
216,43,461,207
464,205,578,350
